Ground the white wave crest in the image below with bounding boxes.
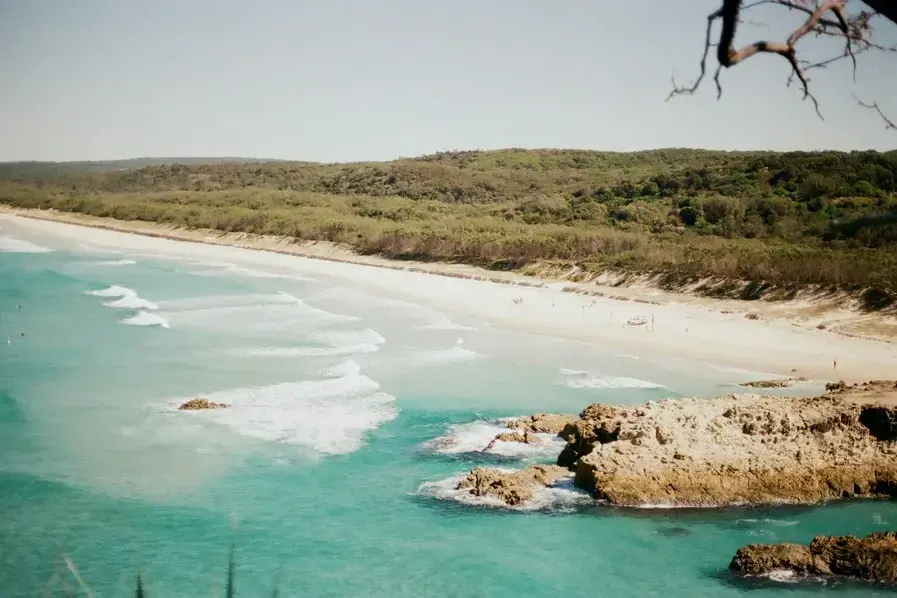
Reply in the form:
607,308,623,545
424,420,565,459
418,472,591,512
83,259,137,267
88,285,158,310
419,314,476,331
405,339,482,366
158,292,357,332
0,236,53,253
173,360,396,455
308,328,386,348
121,311,170,328
736,518,799,527
87,285,135,298
236,328,386,358
104,295,159,310
763,570,798,583
186,260,308,280
560,368,666,390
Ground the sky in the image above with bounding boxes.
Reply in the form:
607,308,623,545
1,0,895,162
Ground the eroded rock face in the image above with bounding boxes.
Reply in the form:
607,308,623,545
558,391,897,507
730,532,897,584
556,404,625,468
455,465,568,506
860,406,897,441
178,398,228,411
506,413,576,435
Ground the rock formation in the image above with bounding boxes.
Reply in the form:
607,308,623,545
455,464,569,506
729,532,897,584
454,382,897,508
564,395,897,507
178,397,228,411
740,377,807,389
505,413,576,435
483,430,543,451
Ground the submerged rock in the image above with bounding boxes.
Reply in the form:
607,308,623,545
730,532,897,584
178,397,228,411
456,464,568,506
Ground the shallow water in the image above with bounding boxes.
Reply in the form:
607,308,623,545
1,226,894,597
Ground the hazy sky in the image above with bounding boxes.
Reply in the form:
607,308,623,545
1,0,895,162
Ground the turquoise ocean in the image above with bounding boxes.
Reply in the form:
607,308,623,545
1,221,896,597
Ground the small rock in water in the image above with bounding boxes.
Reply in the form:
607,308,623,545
178,397,228,411
654,526,691,537
729,532,897,584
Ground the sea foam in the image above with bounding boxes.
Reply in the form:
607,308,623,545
559,368,666,390
418,472,591,513
121,311,170,328
87,285,136,298
186,260,309,280
157,292,358,332
0,236,53,253
81,259,137,267
174,359,396,455
87,285,158,310
238,328,387,358
419,314,477,331
424,420,565,459
405,339,482,366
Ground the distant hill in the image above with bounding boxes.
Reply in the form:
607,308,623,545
2,147,897,303
0,157,296,180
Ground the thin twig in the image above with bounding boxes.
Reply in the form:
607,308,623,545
855,94,897,129
665,0,897,122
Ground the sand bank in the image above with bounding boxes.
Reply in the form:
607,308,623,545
2,207,896,382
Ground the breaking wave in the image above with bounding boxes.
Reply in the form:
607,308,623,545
423,420,565,459
405,339,482,366
0,236,53,253
559,368,666,390
87,285,158,310
87,285,135,298
170,359,396,455
418,472,590,513
236,328,387,358
156,292,358,332
186,260,309,280
419,314,476,331
82,259,137,267
121,311,170,328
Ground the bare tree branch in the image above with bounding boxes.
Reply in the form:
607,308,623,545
855,94,897,128
667,0,896,128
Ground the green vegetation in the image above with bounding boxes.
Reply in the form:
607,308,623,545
3,148,897,306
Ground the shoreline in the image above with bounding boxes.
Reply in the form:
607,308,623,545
3,206,897,382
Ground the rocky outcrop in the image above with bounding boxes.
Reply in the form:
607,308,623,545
730,532,897,584
740,377,807,389
506,413,576,435
557,387,897,507
178,398,228,411
483,431,543,451
456,465,569,506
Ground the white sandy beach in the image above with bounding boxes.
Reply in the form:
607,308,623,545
3,208,897,383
